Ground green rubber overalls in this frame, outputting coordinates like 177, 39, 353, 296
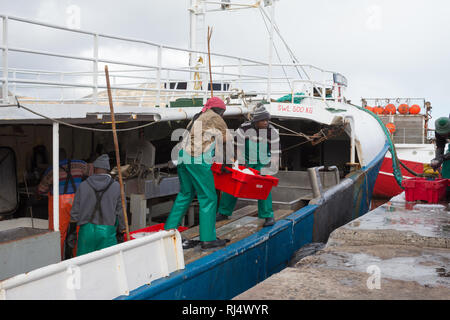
442, 145, 450, 198
164, 146, 218, 242
76, 179, 118, 256
218, 136, 274, 219
442, 145, 450, 179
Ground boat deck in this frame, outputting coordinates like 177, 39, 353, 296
181, 205, 294, 264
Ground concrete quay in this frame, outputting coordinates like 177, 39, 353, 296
234, 193, 450, 300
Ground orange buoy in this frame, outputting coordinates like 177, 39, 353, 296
409, 104, 421, 114
365, 106, 373, 112
384, 104, 396, 114
372, 106, 384, 114
386, 122, 396, 134
398, 104, 409, 114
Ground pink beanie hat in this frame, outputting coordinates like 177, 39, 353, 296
201, 97, 226, 113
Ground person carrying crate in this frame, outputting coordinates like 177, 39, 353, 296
217, 103, 280, 227
164, 97, 234, 250
431, 116, 450, 199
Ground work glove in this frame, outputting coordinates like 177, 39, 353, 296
430, 157, 443, 171
64, 222, 78, 260
116, 231, 125, 243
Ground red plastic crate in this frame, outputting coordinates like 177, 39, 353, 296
211, 163, 279, 200
402, 178, 448, 203
124, 223, 188, 241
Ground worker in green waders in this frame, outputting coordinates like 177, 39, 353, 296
164, 97, 233, 250
217, 104, 280, 227
431, 116, 450, 199
68, 154, 126, 256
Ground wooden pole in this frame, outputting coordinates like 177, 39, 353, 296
104, 65, 130, 241
207, 26, 214, 98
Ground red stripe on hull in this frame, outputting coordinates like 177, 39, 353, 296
373, 158, 424, 198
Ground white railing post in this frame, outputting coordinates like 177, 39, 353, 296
52, 122, 59, 233
204, 56, 208, 102
157, 45, 162, 107
322, 71, 326, 101
36, 73, 41, 101
221, 65, 224, 94
165, 69, 170, 107
12, 70, 16, 97
93, 34, 99, 104
238, 58, 242, 92
2, 16, 9, 104
60, 72, 64, 104
112, 75, 116, 102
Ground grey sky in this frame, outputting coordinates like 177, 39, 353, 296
0, 0, 449, 122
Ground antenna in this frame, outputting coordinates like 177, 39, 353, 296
207, 26, 214, 98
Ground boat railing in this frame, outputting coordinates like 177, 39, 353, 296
1, 14, 346, 108
0, 229, 184, 300
291, 79, 345, 103
362, 98, 432, 144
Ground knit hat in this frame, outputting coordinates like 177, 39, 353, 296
435, 117, 450, 135
93, 154, 110, 170
251, 103, 271, 123
201, 97, 226, 113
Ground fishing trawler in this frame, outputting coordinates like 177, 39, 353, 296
0, 1, 390, 299
361, 98, 436, 198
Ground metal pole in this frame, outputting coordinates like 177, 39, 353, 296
23, 172, 34, 228
189, 0, 198, 85
166, 69, 170, 107
93, 34, 99, 104
308, 166, 324, 199
157, 45, 162, 107
59, 72, 64, 103
52, 121, 59, 232
2, 17, 9, 104
267, 3, 274, 101
238, 58, 242, 91
345, 116, 355, 164
207, 26, 213, 98
221, 65, 224, 93
104, 65, 130, 241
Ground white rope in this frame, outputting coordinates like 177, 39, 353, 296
259, 6, 310, 80
13, 98, 159, 132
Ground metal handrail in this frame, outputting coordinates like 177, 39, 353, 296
1, 14, 346, 106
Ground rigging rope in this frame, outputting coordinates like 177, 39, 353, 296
258, 6, 308, 80
13, 98, 159, 132
258, 7, 292, 91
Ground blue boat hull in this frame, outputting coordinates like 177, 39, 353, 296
116, 144, 389, 300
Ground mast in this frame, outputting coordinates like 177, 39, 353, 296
189, 0, 198, 71
267, 0, 275, 102
189, 0, 206, 94
188, 1, 278, 100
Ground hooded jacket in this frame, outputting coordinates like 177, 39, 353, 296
183, 109, 232, 158
70, 174, 125, 231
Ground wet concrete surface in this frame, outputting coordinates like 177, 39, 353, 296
328, 194, 450, 248
234, 193, 450, 300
